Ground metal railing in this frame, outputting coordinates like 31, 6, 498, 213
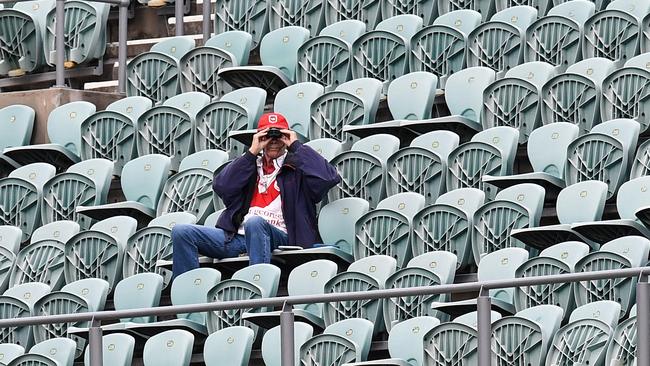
0, 267, 649, 366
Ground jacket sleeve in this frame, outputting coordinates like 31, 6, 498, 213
212, 151, 257, 206
288, 141, 341, 201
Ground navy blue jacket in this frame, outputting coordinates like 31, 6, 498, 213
213, 141, 341, 248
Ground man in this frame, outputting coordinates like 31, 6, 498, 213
171, 112, 341, 277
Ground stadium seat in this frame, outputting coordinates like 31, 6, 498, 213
10, 220, 80, 290
383, 252, 457, 329
582, 0, 650, 63
243, 259, 338, 329
126, 37, 196, 104
296, 20, 367, 90
351, 15, 424, 91
9, 337, 76, 366
0, 105, 35, 175
179, 31, 253, 98
268, 0, 324, 36
412, 188, 486, 269
142, 329, 194, 366
0, 344, 24, 365
354, 192, 426, 267
328, 134, 400, 207
80, 96, 153, 176
0, 282, 50, 348
203, 326, 255, 366
447, 126, 519, 199
3, 101, 96, 171
0, 1, 54, 77
409, 10, 482, 87
565, 118, 640, 199
482, 61, 557, 142
304, 139, 344, 163
63, 216, 137, 291
324, 255, 397, 334
432, 248, 529, 317
108, 272, 164, 325
482, 122, 580, 193
0, 162, 56, 242
472, 183, 545, 261
514, 241, 590, 316
605, 304, 638, 365
214, 0, 268, 48
299, 318, 374, 365
203, 209, 223, 228
511, 180, 608, 250
573, 236, 650, 318
324, 0, 382, 29
541, 57, 617, 133
41, 159, 114, 229
76, 154, 172, 225
262, 322, 314, 366
218, 26, 311, 97
83, 333, 135, 366
546, 300, 621, 365
437, 0, 494, 20
309, 78, 383, 144
383, 0, 438, 25
467, 6, 538, 75
206, 264, 281, 338
0, 226, 21, 293
490, 305, 564, 365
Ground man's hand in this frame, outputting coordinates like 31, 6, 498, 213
249, 129, 270, 155
280, 129, 298, 147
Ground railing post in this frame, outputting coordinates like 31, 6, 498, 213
280, 302, 295, 366
637, 275, 649, 366
477, 288, 492, 366
202, 0, 210, 44
175, 0, 184, 36
54, 0, 66, 87
88, 319, 103, 366
117, 0, 128, 94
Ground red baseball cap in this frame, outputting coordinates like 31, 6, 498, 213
257, 112, 289, 131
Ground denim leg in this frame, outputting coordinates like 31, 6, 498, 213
243, 216, 288, 265
171, 224, 247, 278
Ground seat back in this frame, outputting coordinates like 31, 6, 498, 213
387, 316, 440, 365
318, 197, 370, 256
617, 176, 650, 220
214, 0, 268, 47
83, 333, 135, 366
113, 272, 164, 323
478, 248, 529, 302
288, 260, 338, 317
47, 101, 96, 157
601, 63, 650, 133
268, 0, 323, 35
274, 82, 325, 138
203, 31, 253, 64
556, 180, 608, 224
527, 122, 579, 179
120, 154, 171, 211
0, 105, 34, 150
445, 66, 497, 127
0, 343, 24, 365
170, 268, 221, 324
382, 0, 438, 24
26, 338, 76, 366
260, 26, 311, 82
163, 92, 211, 121
262, 323, 314, 366
143, 330, 194, 366
387, 72, 438, 120
304, 138, 344, 162
106, 96, 153, 122
203, 326, 254, 366
324, 0, 382, 29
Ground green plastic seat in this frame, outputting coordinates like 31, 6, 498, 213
354, 192, 425, 267
297, 20, 366, 90
143, 330, 193, 366
76, 154, 171, 225
546, 300, 621, 365
574, 236, 650, 318
126, 37, 196, 104
203, 209, 223, 228
0, 162, 56, 242
601, 57, 650, 133
179, 31, 252, 99
324, 255, 397, 334
305, 139, 344, 162
41, 158, 114, 230
631, 138, 650, 179
163, 92, 211, 122
0, 226, 21, 293
44, 1, 109, 67
299, 318, 374, 365
0, 105, 35, 149
63, 216, 137, 291
274, 82, 325, 139
525, 0, 596, 69
447, 126, 520, 199
10, 220, 80, 290
605, 304, 638, 365
383, 252, 456, 329
218, 26, 311, 97
316, 197, 370, 261
0, 0, 54, 76
437, 0, 494, 20
541, 57, 617, 133
203, 326, 255, 366
80, 97, 153, 176
269, 0, 324, 35
4, 101, 96, 171
83, 333, 135, 366
0, 344, 24, 365
351, 15, 424, 91
383, 0, 437, 25
412, 188, 485, 269
263, 323, 314, 366
214, 0, 268, 48
511, 180, 608, 250
514, 241, 590, 315
9, 338, 76, 366
409, 10, 482, 87
565, 118, 640, 199
491, 305, 564, 365
328, 134, 400, 207
324, 0, 382, 29
467, 6, 538, 75
0, 282, 50, 348
112, 272, 164, 324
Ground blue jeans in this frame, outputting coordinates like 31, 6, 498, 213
171, 216, 288, 278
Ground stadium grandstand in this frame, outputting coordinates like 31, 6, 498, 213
2, 0, 650, 364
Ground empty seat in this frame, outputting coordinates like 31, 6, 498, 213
525, 0, 596, 69
0, 282, 50, 348
605, 304, 638, 365
106, 272, 164, 326
214, 0, 268, 48
80, 96, 153, 176
383, 0, 437, 24
0, 344, 24, 365
0, 105, 35, 175
437, 0, 494, 20
142, 330, 194, 366
324, 0, 382, 29
0, 226, 21, 293
269, 0, 324, 35
541, 57, 617, 133
126, 37, 196, 104
410, 10, 483, 87
262, 323, 314, 366
305, 139, 344, 162
299, 318, 374, 365
467, 6, 539, 75
83, 333, 135, 366
203, 326, 255, 366
10, 338, 76, 366
179, 31, 253, 98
